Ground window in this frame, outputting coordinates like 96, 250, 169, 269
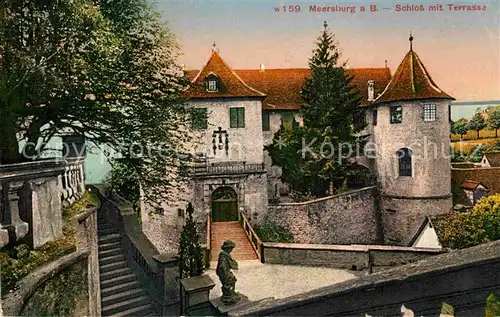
207, 80, 217, 92
230, 107, 245, 128
191, 108, 208, 129
262, 112, 270, 131
397, 148, 412, 177
423, 104, 437, 122
390, 106, 402, 124
353, 110, 367, 130
373, 109, 378, 126
205, 73, 219, 92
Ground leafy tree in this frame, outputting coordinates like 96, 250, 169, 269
265, 21, 364, 197
1, 0, 195, 209
452, 118, 469, 140
468, 112, 486, 139
104, 158, 141, 214
442, 194, 500, 249
178, 203, 204, 279
487, 109, 500, 138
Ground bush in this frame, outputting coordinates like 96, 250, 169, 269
178, 203, 204, 279
255, 220, 294, 243
441, 194, 500, 249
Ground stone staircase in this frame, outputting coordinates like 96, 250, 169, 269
211, 221, 258, 261
98, 216, 156, 316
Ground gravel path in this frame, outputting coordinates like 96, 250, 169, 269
206, 260, 359, 301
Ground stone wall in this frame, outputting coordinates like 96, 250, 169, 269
262, 243, 442, 271
380, 196, 453, 246
2, 205, 101, 317
19, 255, 89, 317
265, 187, 382, 245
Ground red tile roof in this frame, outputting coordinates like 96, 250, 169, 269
185, 64, 391, 110
460, 180, 488, 191
373, 49, 454, 104
184, 51, 266, 99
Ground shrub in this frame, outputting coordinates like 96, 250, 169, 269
441, 194, 500, 249
178, 203, 204, 279
255, 220, 294, 243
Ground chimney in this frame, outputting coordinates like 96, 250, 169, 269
368, 80, 375, 102
260, 64, 265, 71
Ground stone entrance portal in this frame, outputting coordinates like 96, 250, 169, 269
211, 187, 238, 222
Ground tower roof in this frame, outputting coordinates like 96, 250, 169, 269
185, 50, 266, 99
373, 47, 454, 105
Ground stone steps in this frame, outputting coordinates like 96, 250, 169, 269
98, 215, 155, 316
210, 221, 258, 260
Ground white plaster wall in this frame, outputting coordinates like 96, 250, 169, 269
412, 223, 442, 249
189, 99, 264, 164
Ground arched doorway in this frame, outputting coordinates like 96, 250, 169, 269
211, 186, 238, 222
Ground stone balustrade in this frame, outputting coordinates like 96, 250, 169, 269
60, 156, 86, 206
0, 159, 66, 248
0, 157, 86, 248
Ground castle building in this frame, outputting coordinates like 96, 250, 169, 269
140, 38, 453, 253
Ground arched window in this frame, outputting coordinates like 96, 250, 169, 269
397, 148, 412, 177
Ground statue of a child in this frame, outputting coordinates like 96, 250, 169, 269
216, 240, 241, 305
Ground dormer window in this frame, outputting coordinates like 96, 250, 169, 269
205, 72, 219, 92
208, 80, 217, 91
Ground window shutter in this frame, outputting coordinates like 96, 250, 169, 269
230, 108, 237, 128
238, 108, 245, 127
200, 108, 208, 129
262, 112, 270, 131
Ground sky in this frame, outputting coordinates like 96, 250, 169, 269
152, 0, 499, 102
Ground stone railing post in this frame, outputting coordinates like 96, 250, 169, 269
180, 274, 215, 315
153, 253, 181, 315
0, 181, 29, 247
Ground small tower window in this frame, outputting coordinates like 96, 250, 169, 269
423, 104, 437, 122
390, 106, 403, 124
397, 148, 412, 177
373, 109, 378, 126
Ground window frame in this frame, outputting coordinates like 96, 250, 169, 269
230, 107, 245, 128
390, 106, 403, 124
397, 148, 412, 177
422, 103, 437, 122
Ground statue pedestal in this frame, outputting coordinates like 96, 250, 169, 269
210, 293, 251, 314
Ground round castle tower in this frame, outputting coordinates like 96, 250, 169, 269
370, 36, 454, 245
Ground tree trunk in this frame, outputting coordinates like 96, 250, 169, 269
477, 130, 480, 139
0, 116, 21, 164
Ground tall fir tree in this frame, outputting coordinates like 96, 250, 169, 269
266, 21, 365, 197
178, 203, 204, 279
